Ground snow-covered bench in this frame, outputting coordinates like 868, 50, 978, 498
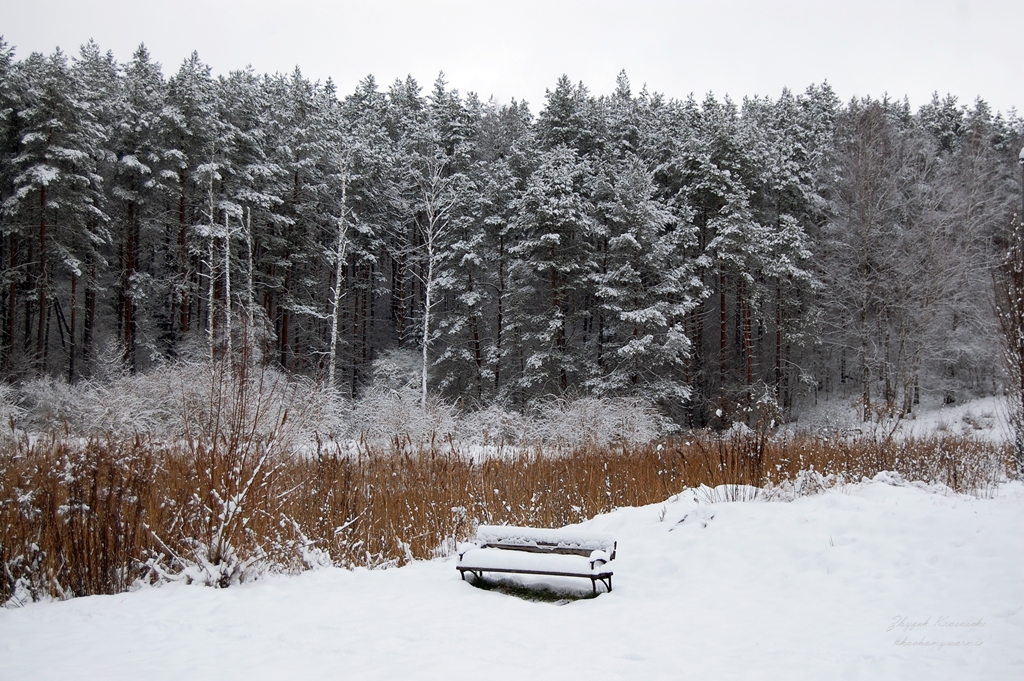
457, 525, 616, 594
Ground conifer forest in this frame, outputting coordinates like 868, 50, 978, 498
1, 38, 1021, 427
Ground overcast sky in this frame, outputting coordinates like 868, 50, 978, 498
2, 0, 1021, 114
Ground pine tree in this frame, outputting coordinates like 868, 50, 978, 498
216, 66, 286, 353
286, 72, 345, 370
106, 44, 173, 371
434, 97, 532, 400
739, 89, 824, 411
510, 144, 596, 397
164, 52, 220, 354
0, 37, 26, 372
537, 75, 603, 156
588, 153, 700, 404
3, 49, 108, 375
337, 75, 392, 395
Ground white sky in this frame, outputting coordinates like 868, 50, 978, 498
2, 0, 1021, 114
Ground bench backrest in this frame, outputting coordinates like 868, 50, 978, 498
475, 525, 617, 559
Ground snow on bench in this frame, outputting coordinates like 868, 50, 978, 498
457, 525, 616, 594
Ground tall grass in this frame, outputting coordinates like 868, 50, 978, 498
1, 424, 1011, 605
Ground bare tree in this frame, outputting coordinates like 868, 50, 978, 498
415, 152, 460, 407
996, 149, 1024, 478
203, 169, 218, 362
327, 159, 351, 387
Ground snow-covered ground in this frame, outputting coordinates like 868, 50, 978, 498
2, 476, 1021, 680
895, 395, 1012, 442
789, 394, 1014, 443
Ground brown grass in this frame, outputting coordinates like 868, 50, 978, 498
1, 425, 1012, 605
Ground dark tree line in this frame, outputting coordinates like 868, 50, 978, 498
0, 38, 1020, 425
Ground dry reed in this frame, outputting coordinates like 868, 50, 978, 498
1, 425, 1011, 605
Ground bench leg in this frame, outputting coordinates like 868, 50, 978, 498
458, 569, 483, 583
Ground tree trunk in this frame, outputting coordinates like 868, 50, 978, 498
719, 270, 727, 398
35, 186, 47, 374
279, 289, 289, 370
741, 280, 754, 389
179, 183, 190, 335
494, 233, 505, 393
245, 207, 255, 328
223, 213, 232, 363
207, 234, 216, 361
123, 200, 137, 371
69, 274, 77, 382
468, 270, 483, 399
350, 265, 359, 395
328, 173, 349, 387
206, 178, 217, 361
861, 351, 871, 422
549, 245, 567, 394
775, 279, 782, 391
421, 252, 432, 408
4, 232, 17, 372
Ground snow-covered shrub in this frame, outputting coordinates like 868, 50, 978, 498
370, 348, 422, 392
346, 393, 672, 449
15, 361, 349, 446
763, 469, 842, 501
349, 386, 458, 446
458, 402, 531, 447
523, 395, 676, 447
13, 357, 675, 451
0, 383, 25, 439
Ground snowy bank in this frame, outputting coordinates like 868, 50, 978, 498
1, 478, 1021, 680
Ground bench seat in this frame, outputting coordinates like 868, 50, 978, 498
457, 525, 616, 594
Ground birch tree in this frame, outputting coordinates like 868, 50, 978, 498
998, 153, 1024, 477
414, 151, 460, 407
326, 158, 350, 387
